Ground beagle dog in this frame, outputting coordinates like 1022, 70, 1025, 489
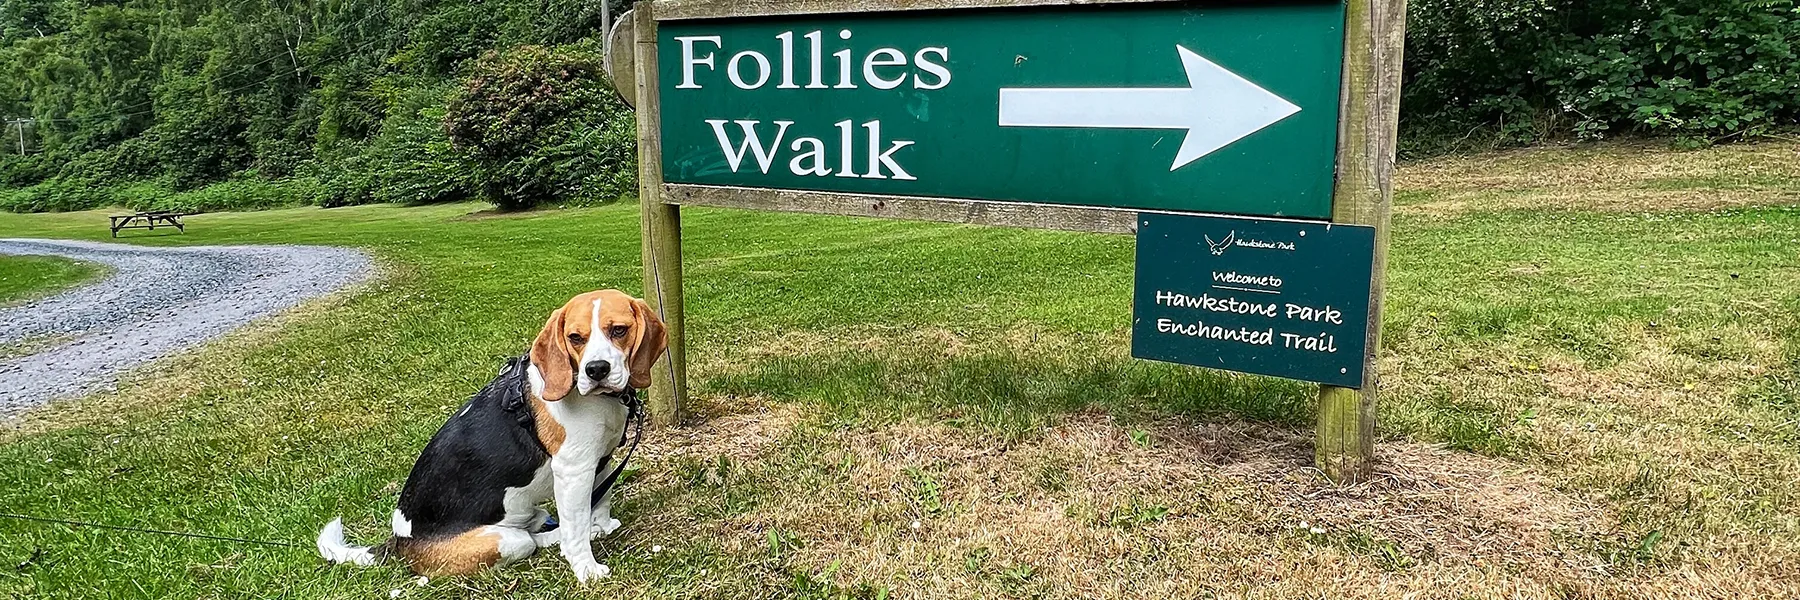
317, 290, 667, 582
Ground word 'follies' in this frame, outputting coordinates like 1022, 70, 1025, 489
673, 30, 947, 180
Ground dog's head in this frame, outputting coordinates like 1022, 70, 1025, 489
529, 290, 668, 401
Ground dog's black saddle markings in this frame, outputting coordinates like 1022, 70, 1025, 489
395, 355, 643, 538
393, 355, 548, 540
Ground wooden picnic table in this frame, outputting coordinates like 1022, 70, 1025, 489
109, 211, 194, 238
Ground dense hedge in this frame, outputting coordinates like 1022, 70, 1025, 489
2, 0, 1797, 212
0, 0, 637, 213
1404, 0, 1800, 154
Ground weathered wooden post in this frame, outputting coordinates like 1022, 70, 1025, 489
631, 6, 689, 427
1315, 0, 1406, 483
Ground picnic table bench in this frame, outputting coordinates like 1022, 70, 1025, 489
109, 211, 194, 238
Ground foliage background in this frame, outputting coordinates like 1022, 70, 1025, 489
0, 0, 637, 212
0, 0, 1796, 212
1402, 0, 1800, 155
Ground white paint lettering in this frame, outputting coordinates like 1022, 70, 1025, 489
728, 50, 772, 89
833, 30, 856, 89
788, 137, 831, 176
863, 48, 907, 90
676, 36, 722, 89
1153, 290, 1279, 317
775, 31, 799, 89
1280, 332, 1340, 353
804, 30, 827, 89
862, 120, 916, 180
914, 47, 951, 89
706, 119, 792, 174
1155, 318, 1275, 346
834, 119, 860, 178
1284, 303, 1343, 325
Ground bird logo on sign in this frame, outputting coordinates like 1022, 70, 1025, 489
1205, 231, 1236, 256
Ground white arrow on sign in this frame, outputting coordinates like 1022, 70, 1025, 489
998, 45, 1301, 171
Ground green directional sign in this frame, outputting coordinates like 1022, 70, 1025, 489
658, 1, 1346, 219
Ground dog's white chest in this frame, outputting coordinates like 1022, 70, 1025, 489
544, 394, 629, 464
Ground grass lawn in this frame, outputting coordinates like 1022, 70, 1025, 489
0, 140, 1797, 599
0, 254, 104, 306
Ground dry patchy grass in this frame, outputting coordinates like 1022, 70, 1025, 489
1380, 322, 1800, 596
629, 308, 1800, 599
1399, 140, 1800, 216
632, 403, 1629, 599
707, 255, 1800, 594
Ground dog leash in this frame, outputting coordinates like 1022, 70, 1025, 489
590, 386, 645, 509
0, 512, 303, 549
6, 361, 641, 552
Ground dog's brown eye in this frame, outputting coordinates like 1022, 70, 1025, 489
608, 325, 629, 339
567, 333, 586, 345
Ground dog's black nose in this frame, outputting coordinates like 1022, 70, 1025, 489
584, 360, 611, 381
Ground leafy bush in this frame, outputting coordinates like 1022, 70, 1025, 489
0, 154, 55, 188
150, 177, 318, 212
445, 44, 636, 210
2, 1, 648, 214
0, 173, 316, 213
0, 178, 110, 212
1404, 0, 1800, 153
148, 74, 252, 190
0, 182, 56, 213
53, 139, 161, 185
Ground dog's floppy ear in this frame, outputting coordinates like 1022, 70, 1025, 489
530, 308, 574, 401
628, 298, 668, 390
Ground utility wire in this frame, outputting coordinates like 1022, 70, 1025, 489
212, 30, 398, 100
198, 0, 403, 96
31, 0, 402, 124
1, 513, 304, 549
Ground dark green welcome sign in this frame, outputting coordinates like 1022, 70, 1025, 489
1132, 212, 1375, 387
658, 2, 1346, 219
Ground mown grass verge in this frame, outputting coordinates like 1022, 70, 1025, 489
0, 141, 1796, 598
0, 254, 104, 306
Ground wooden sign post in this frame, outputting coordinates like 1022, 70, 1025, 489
1317, 0, 1404, 482
611, 0, 1404, 482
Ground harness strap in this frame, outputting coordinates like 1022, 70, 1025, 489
496, 355, 550, 456
591, 387, 644, 508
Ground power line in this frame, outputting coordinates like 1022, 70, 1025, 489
1, 513, 303, 549
31, 0, 402, 124
197, 0, 396, 94
214, 29, 400, 99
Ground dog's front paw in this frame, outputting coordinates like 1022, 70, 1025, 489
570, 559, 612, 583
591, 517, 622, 539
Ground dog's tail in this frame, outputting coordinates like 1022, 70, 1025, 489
316, 518, 380, 566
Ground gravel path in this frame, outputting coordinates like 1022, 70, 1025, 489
0, 239, 372, 417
